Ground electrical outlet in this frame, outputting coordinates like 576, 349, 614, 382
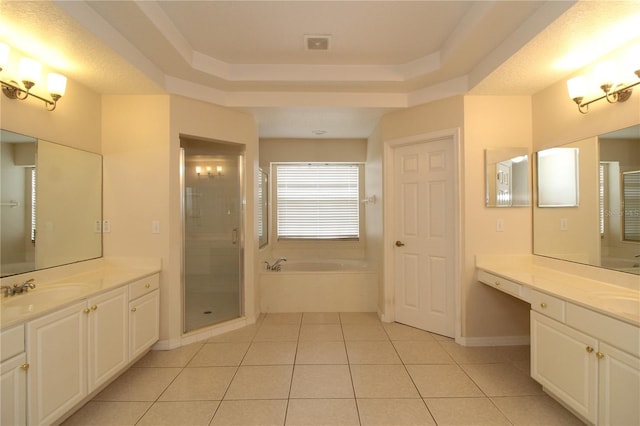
95, 220, 102, 233
152, 220, 161, 234
496, 218, 504, 232
102, 220, 111, 233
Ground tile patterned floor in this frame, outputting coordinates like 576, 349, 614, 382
63, 313, 585, 425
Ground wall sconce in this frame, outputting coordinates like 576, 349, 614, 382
567, 47, 640, 114
0, 43, 67, 111
195, 165, 223, 178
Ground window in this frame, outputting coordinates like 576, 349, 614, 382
30, 167, 36, 243
623, 170, 640, 242
275, 163, 360, 240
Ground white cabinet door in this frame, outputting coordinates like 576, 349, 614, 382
87, 286, 128, 392
129, 290, 159, 360
531, 311, 598, 423
1, 353, 27, 426
27, 301, 87, 426
598, 342, 640, 426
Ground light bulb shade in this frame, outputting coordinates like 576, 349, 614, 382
195, 166, 202, 174
216, 166, 223, 174
0, 43, 9, 69
567, 76, 587, 100
47, 73, 67, 97
627, 44, 640, 77
19, 57, 41, 85
594, 60, 617, 88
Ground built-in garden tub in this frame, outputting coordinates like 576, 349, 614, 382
259, 259, 378, 312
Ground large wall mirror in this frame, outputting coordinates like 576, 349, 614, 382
1, 129, 102, 277
533, 124, 640, 275
485, 148, 530, 207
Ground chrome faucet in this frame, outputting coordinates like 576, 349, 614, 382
264, 257, 287, 271
1, 278, 36, 297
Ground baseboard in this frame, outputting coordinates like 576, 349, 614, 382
455, 335, 530, 347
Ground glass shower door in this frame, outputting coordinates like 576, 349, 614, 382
181, 140, 243, 333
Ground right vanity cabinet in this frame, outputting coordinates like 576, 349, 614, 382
530, 293, 640, 426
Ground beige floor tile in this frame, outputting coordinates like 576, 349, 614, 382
302, 312, 341, 324
439, 341, 513, 364
188, 342, 249, 366
211, 400, 288, 426
425, 397, 511, 426
136, 401, 219, 426
95, 367, 181, 401
345, 340, 401, 364
392, 340, 455, 364
254, 324, 300, 341
406, 364, 483, 398
158, 367, 236, 401
225, 365, 293, 400
286, 399, 360, 426
340, 312, 380, 325
382, 322, 436, 341
295, 340, 348, 364
342, 324, 389, 341
262, 312, 303, 325
350, 365, 419, 398
207, 325, 258, 343
299, 324, 344, 341
61, 401, 151, 426
491, 395, 585, 425
357, 398, 436, 426
134, 343, 203, 367
242, 341, 297, 365
461, 363, 544, 396
290, 364, 354, 398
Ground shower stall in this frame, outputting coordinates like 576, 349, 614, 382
180, 137, 244, 333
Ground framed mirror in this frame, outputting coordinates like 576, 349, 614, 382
1, 130, 102, 277
485, 148, 530, 207
533, 125, 640, 275
258, 168, 268, 248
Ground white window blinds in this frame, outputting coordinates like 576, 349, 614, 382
276, 164, 359, 239
623, 171, 640, 242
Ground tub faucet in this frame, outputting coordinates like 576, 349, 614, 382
265, 257, 287, 271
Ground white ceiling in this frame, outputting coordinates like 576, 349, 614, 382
1, 1, 639, 139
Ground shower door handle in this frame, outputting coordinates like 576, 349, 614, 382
232, 228, 238, 245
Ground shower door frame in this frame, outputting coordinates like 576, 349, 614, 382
180, 144, 245, 334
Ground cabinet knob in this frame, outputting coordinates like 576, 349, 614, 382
83, 308, 91, 314
596, 352, 604, 359
586, 346, 594, 353
145, 283, 150, 288
540, 303, 547, 309
131, 307, 137, 312
21, 363, 29, 371
495, 281, 500, 286
91, 304, 98, 311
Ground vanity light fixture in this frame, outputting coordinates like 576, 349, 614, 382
195, 165, 223, 178
0, 43, 67, 111
567, 47, 640, 114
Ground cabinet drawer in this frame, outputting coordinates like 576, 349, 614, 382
477, 270, 522, 298
129, 274, 159, 300
530, 289, 566, 322
1, 325, 24, 362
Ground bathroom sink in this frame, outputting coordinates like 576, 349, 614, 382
1, 284, 90, 307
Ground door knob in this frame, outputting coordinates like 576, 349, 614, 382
395, 241, 405, 247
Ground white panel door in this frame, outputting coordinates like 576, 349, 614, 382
393, 137, 456, 337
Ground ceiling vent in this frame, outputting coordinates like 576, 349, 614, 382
305, 35, 331, 51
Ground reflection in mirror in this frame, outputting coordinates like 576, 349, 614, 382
537, 147, 579, 207
258, 168, 268, 248
533, 125, 640, 275
485, 148, 529, 207
0, 130, 102, 277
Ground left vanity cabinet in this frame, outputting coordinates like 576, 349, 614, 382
1, 325, 27, 426
26, 286, 128, 426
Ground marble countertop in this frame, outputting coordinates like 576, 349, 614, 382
1, 258, 161, 331
476, 255, 639, 327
